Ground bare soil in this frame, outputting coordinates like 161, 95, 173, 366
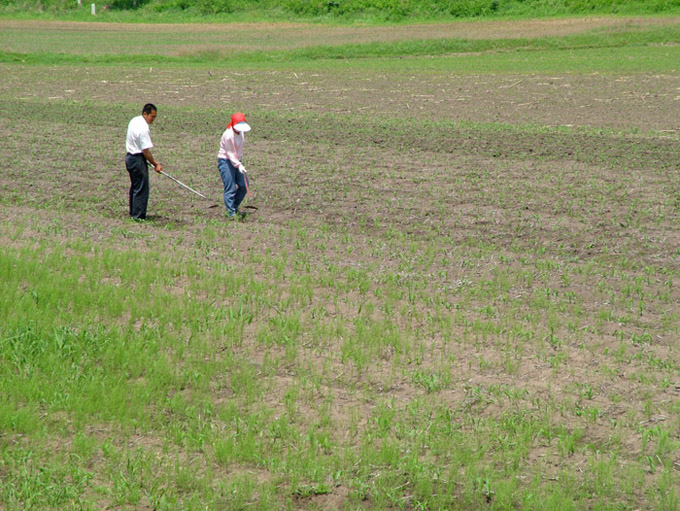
4, 64, 679, 131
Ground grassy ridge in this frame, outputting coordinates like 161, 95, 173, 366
2, 0, 680, 21
2, 24, 680, 72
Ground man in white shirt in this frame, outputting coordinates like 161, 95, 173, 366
125, 104, 162, 220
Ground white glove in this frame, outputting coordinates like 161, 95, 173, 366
238, 165, 247, 174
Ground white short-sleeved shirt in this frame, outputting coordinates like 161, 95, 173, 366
126, 115, 153, 155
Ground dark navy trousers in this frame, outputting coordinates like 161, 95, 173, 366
125, 152, 149, 219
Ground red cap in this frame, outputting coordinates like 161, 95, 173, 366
230, 112, 246, 127
228, 112, 250, 132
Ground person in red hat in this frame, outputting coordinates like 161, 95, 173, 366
217, 112, 251, 218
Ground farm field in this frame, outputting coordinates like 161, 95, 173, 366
1, 16, 680, 511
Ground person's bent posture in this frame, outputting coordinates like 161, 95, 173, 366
217, 112, 251, 218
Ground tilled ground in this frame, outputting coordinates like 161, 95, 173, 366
3, 64, 680, 130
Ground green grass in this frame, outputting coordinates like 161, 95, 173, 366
2, 24, 680, 75
2, 0, 680, 22
3, 106, 680, 508
1, 42, 679, 75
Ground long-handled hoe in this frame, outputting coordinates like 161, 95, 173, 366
154, 168, 218, 209
159, 170, 209, 200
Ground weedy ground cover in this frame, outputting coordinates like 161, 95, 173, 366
1, 0, 680, 22
1, 16, 680, 511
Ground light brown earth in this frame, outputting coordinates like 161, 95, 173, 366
1, 16, 679, 53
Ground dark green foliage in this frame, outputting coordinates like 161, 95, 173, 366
196, 0, 234, 14
3, 0, 680, 17
150, 0, 236, 13
109, 0, 151, 9
153, 0, 680, 17
280, 0, 499, 19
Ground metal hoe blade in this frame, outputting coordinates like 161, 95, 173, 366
159, 170, 208, 200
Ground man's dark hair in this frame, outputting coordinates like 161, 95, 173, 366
142, 103, 157, 115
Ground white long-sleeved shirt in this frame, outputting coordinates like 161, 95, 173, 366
218, 127, 245, 169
